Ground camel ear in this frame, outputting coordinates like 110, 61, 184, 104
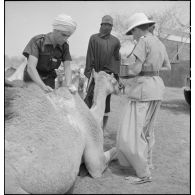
92, 69, 97, 79
110, 73, 116, 84
111, 77, 117, 84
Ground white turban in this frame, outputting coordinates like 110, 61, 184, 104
52, 14, 77, 35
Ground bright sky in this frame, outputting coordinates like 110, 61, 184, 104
5, 1, 190, 58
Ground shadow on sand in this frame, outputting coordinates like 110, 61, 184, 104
107, 160, 136, 177
161, 99, 190, 115
104, 131, 137, 178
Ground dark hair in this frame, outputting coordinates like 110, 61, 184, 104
148, 24, 155, 33
136, 23, 154, 31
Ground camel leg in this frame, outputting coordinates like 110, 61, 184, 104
84, 146, 107, 178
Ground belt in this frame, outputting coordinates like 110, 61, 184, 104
39, 71, 57, 80
104, 71, 119, 81
139, 71, 159, 76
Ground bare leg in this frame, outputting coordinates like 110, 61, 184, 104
103, 115, 108, 131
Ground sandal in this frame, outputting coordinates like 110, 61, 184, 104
125, 176, 152, 184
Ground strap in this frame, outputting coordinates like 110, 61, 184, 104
85, 69, 94, 93
35, 35, 45, 53
139, 71, 159, 76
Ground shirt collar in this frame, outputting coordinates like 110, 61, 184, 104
44, 33, 53, 45
98, 32, 111, 39
44, 32, 63, 50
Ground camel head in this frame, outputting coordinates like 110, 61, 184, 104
92, 70, 119, 96
71, 68, 81, 90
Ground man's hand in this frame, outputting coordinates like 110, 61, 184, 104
41, 84, 53, 93
118, 81, 125, 90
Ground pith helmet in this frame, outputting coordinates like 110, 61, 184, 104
126, 13, 155, 35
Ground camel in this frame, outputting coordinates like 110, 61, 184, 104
72, 69, 119, 126
5, 71, 119, 194
90, 70, 119, 126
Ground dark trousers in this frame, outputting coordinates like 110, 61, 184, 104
84, 78, 111, 113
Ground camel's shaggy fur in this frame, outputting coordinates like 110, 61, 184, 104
91, 71, 119, 126
5, 71, 118, 194
5, 85, 84, 193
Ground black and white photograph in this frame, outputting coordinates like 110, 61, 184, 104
4, 1, 190, 194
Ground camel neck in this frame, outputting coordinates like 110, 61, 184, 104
90, 92, 107, 126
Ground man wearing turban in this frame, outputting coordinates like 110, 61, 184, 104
23, 14, 77, 93
84, 15, 121, 131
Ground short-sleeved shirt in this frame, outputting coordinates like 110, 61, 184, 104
23, 32, 72, 77
84, 33, 121, 79
126, 33, 170, 101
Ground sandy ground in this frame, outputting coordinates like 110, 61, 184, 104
73, 87, 190, 194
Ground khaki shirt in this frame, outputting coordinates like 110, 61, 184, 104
126, 33, 170, 101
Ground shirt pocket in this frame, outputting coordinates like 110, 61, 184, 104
141, 77, 165, 100
126, 78, 143, 100
37, 52, 52, 72
50, 57, 62, 70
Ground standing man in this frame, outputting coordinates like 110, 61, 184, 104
84, 15, 121, 131
23, 14, 77, 93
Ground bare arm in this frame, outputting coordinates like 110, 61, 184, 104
160, 66, 171, 71
27, 55, 53, 92
63, 61, 72, 86
161, 63, 171, 71
161, 59, 171, 71
161, 49, 171, 71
